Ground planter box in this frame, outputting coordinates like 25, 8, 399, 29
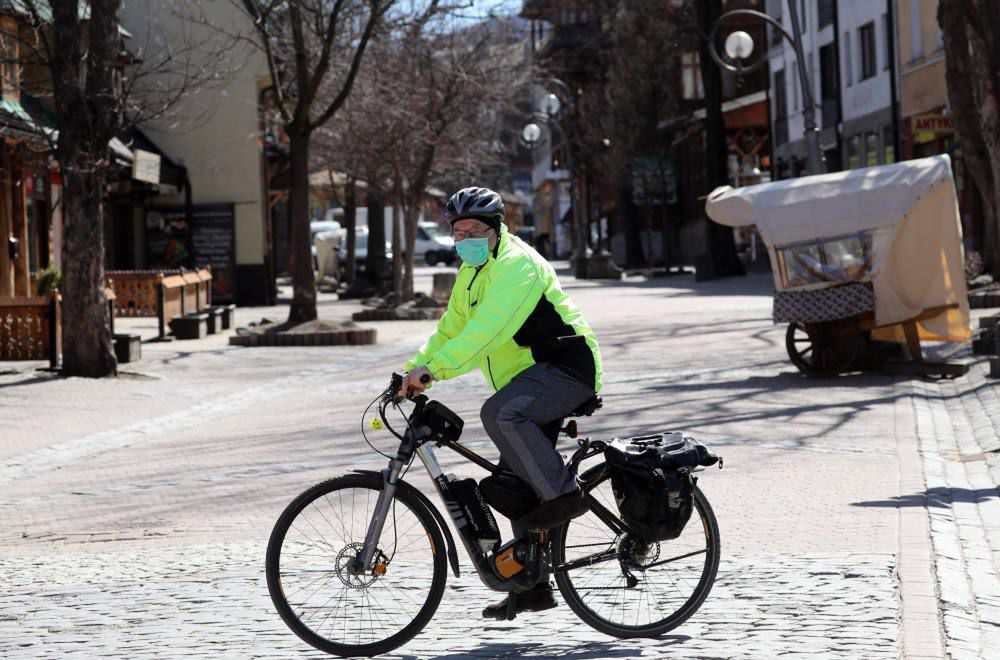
113, 333, 142, 363
170, 313, 209, 340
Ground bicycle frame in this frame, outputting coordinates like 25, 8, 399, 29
352, 390, 631, 593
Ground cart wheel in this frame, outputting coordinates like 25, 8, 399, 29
786, 321, 862, 377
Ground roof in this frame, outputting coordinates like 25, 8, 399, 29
0, 94, 48, 143
705, 155, 954, 246
0, 1, 132, 37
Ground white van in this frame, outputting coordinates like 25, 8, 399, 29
323, 209, 455, 265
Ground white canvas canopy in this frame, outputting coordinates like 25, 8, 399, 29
706, 155, 970, 342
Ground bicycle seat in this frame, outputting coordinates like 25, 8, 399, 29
569, 395, 602, 417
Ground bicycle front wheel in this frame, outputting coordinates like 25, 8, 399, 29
266, 474, 447, 657
553, 464, 720, 638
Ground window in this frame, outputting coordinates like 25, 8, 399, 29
883, 14, 891, 70
910, 0, 924, 60
820, 44, 838, 102
808, 53, 815, 104
866, 131, 878, 166
800, 0, 807, 32
859, 22, 877, 80
681, 52, 703, 100
844, 31, 853, 86
882, 125, 895, 164
770, 0, 783, 47
776, 231, 875, 289
792, 62, 799, 110
818, 0, 834, 28
774, 69, 787, 119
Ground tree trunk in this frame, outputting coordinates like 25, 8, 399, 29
697, 0, 745, 279
621, 175, 644, 268
391, 178, 403, 299
402, 201, 420, 302
939, 0, 1000, 273
641, 202, 655, 272
49, 0, 120, 377
287, 128, 317, 323
60, 163, 117, 377
344, 179, 357, 286
366, 188, 387, 292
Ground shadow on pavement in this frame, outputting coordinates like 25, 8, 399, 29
852, 487, 1000, 509
0, 373, 61, 390
423, 636, 689, 659
558, 269, 775, 298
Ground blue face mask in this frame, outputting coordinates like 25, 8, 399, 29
456, 237, 490, 266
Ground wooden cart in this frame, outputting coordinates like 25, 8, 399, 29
707, 155, 971, 378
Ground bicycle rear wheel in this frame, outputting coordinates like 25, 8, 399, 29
266, 474, 447, 657
552, 463, 720, 638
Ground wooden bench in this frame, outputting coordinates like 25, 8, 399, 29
107, 267, 213, 340
0, 293, 60, 367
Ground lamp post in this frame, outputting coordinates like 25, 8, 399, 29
520, 78, 589, 277
707, 1, 824, 175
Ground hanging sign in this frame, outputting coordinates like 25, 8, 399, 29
132, 149, 162, 184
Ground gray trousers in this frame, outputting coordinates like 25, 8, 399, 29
480, 363, 596, 504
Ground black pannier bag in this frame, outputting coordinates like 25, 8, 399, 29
603, 433, 721, 542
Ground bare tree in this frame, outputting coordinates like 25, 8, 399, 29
313, 12, 522, 301
237, 0, 467, 322
5, 1, 235, 377
389, 17, 525, 301
570, 1, 688, 270
939, 0, 1000, 274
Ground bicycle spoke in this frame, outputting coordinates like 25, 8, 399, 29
270, 479, 443, 654
555, 472, 719, 634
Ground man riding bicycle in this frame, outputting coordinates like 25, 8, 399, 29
402, 186, 602, 619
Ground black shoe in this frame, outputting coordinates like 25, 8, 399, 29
482, 582, 557, 620
515, 488, 588, 532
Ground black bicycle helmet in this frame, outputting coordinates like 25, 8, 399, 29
445, 186, 505, 232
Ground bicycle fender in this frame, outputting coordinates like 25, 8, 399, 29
352, 469, 461, 578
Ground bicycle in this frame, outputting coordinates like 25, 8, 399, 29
265, 373, 721, 657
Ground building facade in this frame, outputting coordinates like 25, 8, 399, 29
120, 2, 274, 305
895, 0, 983, 256
767, 0, 898, 176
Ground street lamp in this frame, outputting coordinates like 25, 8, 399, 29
707, 2, 824, 175
521, 78, 589, 276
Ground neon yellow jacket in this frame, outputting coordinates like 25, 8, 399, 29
405, 224, 602, 392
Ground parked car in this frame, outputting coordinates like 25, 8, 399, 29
337, 227, 392, 276
416, 222, 456, 265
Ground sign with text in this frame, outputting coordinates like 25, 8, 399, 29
912, 114, 954, 135
145, 204, 236, 301
132, 149, 162, 184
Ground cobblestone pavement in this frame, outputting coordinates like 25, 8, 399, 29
0, 267, 995, 658
909, 357, 1000, 660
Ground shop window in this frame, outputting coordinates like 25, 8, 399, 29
848, 134, 861, 169
866, 131, 878, 166
882, 125, 895, 164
